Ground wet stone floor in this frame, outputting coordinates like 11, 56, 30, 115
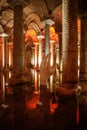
0, 71, 87, 130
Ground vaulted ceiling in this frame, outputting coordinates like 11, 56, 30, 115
0, 0, 87, 40
0, 0, 62, 38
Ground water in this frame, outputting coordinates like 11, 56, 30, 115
0, 70, 87, 130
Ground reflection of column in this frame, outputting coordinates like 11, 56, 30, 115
50, 75, 54, 93
35, 70, 39, 92
2, 74, 6, 104
2, 73, 8, 107
50, 40, 55, 93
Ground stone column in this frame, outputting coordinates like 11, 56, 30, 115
0, 33, 8, 71
79, 16, 87, 81
58, 33, 62, 85
77, 0, 87, 128
45, 23, 50, 56
62, 0, 78, 89
8, 42, 13, 68
2, 37, 6, 69
8, 0, 28, 84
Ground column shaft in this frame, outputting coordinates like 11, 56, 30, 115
62, 0, 78, 89
13, 4, 24, 74
45, 23, 50, 55
79, 16, 87, 81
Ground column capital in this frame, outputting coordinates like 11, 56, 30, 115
7, 0, 29, 7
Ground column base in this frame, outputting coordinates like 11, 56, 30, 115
0, 67, 9, 73
8, 70, 32, 86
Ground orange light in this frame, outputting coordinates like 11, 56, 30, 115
25, 29, 38, 43
50, 26, 55, 34
25, 94, 39, 110
50, 26, 59, 43
50, 99, 58, 114
26, 29, 36, 36
42, 26, 59, 43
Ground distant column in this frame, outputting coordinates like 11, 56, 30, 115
0, 33, 8, 71
45, 23, 50, 56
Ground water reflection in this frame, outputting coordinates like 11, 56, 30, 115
0, 72, 9, 107
0, 70, 86, 130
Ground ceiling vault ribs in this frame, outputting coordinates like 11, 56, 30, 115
0, 0, 63, 36
43, 0, 52, 15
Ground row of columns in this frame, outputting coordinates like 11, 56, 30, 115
5, 0, 87, 129
7, 0, 87, 88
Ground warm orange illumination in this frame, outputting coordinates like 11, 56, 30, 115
25, 93, 39, 110
50, 26, 55, 33
50, 27, 59, 43
34, 42, 39, 45
25, 29, 36, 37
78, 19, 81, 32
34, 44, 38, 68
50, 99, 58, 114
42, 26, 59, 43
35, 70, 39, 91
25, 29, 38, 43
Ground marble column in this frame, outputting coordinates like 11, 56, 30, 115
62, 0, 78, 89
45, 23, 50, 56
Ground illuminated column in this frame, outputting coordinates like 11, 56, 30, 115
0, 33, 8, 70
62, 0, 78, 89
50, 40, 55, 66
8, 42, 13, 68
37, 35, 44, 67
34, 43, 38, 69
45, 19, 55, 56
2, 74, 6, 104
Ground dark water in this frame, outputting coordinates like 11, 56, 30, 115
0, 70, 87, 130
